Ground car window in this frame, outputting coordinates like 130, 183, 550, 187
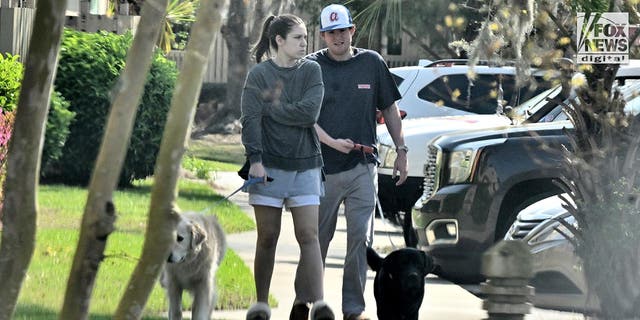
534, 78, 640, 123
553, 109, 569, 121
513, 86, 561, 118
417, 74, 496, 114
417, 74, 550, 115
625, 96, 640, 115
513, 76, 555, 106
616, 79, 640, 115
537, 105, 566, 122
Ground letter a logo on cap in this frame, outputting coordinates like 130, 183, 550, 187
320, 4, 354, 32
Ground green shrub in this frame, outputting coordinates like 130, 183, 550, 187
182, 156, 214, 179
41, 91, 75, 178
51, 29, 177, 186
0, 53, 74, 184
0, 54, 22, 112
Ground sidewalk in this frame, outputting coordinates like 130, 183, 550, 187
209, 171, 583, 320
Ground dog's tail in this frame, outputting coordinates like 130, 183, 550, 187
211, 215, 227, 265
201, 213, 227, 266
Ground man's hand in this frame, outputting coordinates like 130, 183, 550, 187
393, 151, 408, 186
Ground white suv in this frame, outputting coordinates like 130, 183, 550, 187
378, 60, 551, 246
391, 59, 546, 119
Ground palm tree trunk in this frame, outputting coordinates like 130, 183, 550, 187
114, 0, 227, 318
0, 1, 67, 319
58, 0, 169, 319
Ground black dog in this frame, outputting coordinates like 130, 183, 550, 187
366, 247, 435, 320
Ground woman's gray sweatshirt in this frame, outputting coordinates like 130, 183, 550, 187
240, 59, 324, 171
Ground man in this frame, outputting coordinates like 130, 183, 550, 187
292, 4, 408, 320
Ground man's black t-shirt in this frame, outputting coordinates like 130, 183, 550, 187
307, 48, 402, 174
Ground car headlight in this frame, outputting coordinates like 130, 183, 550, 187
378, 143, 396, 168
447, 149, 478, 184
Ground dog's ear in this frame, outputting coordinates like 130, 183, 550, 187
191, 222, 207, 250
420, 251, 436, 275
366, 247, 383, 272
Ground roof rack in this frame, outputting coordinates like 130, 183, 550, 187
424, 59, 518, 68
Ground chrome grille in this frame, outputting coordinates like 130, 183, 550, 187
422, 144, 442, 202
506, 217, 546, 239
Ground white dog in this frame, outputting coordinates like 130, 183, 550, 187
161, 212, 227, 320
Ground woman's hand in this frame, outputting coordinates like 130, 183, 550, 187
331, 138, 355, 154
315, 125, 354, 154
248, 162, 268, 182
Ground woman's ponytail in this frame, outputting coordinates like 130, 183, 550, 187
251, 15, 276, 63
250, 14, 304, 63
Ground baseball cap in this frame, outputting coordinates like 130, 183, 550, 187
319, 4, 354, 32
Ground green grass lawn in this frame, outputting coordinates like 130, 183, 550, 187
6, 156, 263, 319
186, 137, 246, 166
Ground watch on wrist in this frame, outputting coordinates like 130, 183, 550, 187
396, 145, 409, 153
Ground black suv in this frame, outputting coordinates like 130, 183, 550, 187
412, 64, 640, 284
377, 60, 551, 247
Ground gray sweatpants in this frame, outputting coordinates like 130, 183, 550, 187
318, 163, 376, 316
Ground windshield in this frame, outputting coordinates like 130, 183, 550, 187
509, 86, 563, 123
511, 78, 640, 125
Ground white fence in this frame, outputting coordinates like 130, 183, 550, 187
167, 32, 229, 84
0, 7, 34, 60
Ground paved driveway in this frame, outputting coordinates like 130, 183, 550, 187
210, 171, 582, 320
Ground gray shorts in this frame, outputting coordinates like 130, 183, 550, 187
249, 193, 320, 208
246, 166, 324, 208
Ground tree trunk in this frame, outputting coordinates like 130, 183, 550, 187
0, 1, 67, 319
58, 0, 169, 319
269, 0, 293, 15
249, 0, 265, 44
114, 0, 227, 318
204, 0, 248, 133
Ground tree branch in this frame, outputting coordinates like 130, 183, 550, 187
541, 7, 577, 51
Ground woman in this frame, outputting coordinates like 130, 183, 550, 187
240, 14, 334, 320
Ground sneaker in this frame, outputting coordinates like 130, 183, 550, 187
246, 302, 271, 320
342, 313, 371, 320
289, 302, 310, 320
310, 301, 335, 320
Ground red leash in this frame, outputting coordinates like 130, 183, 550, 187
353, 143, 375, 154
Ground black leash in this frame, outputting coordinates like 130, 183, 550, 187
202, 176, 272, 213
